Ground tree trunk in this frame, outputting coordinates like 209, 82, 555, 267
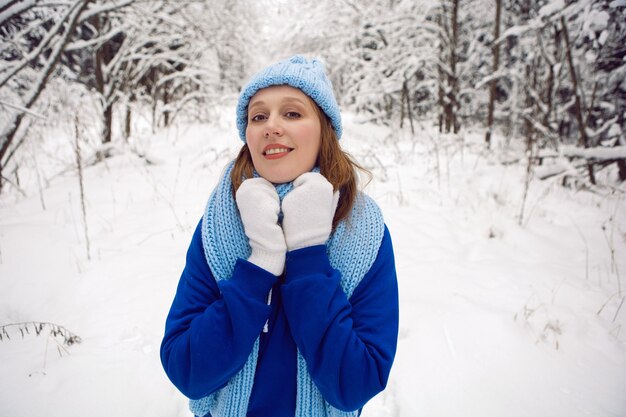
485, 0, 501, 147
618, 112, 626, 181
437, 5, 446, 133
524, 63, 535, 154
124, 101, 132, 141
93, 14, 114, 144
561, 15, 595, 184
400, 80, 415, 134
618, 159, 626, 181
400, 81, 406, 129
544, 24, 561, 136
152, 88, 158, 133
449, 0, 459, 134
163, 88, 170, 128
441, 0, 459, 134
102, 102, 113, 143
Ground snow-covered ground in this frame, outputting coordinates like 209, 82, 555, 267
1, 108, 625, 417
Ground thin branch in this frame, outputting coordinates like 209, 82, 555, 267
0, 99, 47, 120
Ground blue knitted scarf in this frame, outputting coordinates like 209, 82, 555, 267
192, 160, 384, 417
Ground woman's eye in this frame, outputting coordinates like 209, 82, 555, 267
250, 114, 267, 122
285, 111, 301, 119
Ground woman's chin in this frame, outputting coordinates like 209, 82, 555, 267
257, 169, 305, 184
267, 175, 297, 185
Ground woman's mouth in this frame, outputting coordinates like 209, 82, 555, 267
263, 145, 293, 159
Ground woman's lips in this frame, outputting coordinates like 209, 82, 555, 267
263, 145, 293, 159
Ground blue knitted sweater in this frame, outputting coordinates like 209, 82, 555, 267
160, 162, 399, 416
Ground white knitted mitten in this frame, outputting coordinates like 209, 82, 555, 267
282, 172, 340, 251
236, 178, 287, 275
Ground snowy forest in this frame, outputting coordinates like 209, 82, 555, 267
1, 0, 626, 416
2, 0, 625, 184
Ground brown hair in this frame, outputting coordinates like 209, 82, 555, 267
231, 100, 368, 229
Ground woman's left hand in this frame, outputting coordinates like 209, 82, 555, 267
282, 172, 339, 251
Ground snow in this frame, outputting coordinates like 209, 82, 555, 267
1, 108, 625, 417
586, 10, 610, 33
498, 25, 531, 44
0, 0, 37, 25
538, 0, 565, 17
599, 29, 609, 45
559, 145, 626, 160
609, 123, 622, 138
537, 145, 626, 161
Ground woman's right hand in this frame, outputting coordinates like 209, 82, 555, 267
236, 177, 286, 275
281, 172, 339, 251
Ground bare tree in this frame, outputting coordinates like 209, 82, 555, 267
1, 0, 243, 191
0, 0, 133, 191
1, 1, 89, 191
561, 15, 595, 184
485, 0, 501, 147
432, 0, 462, 134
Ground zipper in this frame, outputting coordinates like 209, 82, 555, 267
263, 287, 273, 333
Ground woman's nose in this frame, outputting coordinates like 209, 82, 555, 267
263, 115, 283, 138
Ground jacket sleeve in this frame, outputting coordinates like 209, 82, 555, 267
280, 225, 399, 412
160, 220, 277, 400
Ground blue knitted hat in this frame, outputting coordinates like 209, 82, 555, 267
236, 55, 342, 141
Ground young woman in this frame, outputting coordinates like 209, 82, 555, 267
160, 55, 399, 417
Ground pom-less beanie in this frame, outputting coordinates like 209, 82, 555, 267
236, 55, 342, 141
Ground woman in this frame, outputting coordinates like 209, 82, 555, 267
160, 55, 399, 417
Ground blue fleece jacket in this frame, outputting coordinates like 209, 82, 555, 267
160, 220, 398, 416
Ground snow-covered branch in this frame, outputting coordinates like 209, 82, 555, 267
65, 23, 129, 51
0, 0, 83, 89
535, 146, 626, 180
77, 0, 133, 22
1, 0, 89, 165
0, 0, 67, 26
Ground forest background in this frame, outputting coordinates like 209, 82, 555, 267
2, 0, 626, 179
1, 0, 625, 416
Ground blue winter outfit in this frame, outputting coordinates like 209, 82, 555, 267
160, 56, 399, 417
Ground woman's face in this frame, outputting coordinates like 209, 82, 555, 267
246, 85, 322, 184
